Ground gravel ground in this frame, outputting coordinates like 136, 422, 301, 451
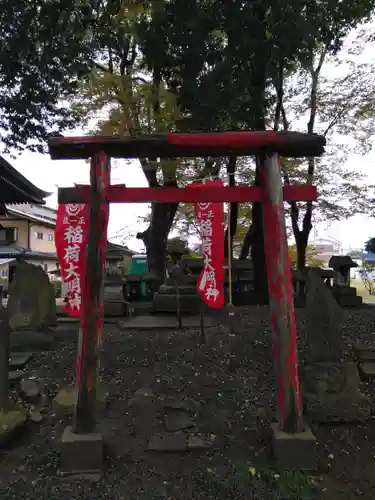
0, 305, 375, 499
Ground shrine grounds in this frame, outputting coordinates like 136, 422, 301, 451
1, 305, 375, 499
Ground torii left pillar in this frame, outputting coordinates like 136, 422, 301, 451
60, 151, 110, 476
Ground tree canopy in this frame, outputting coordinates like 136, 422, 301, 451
0, 0, 93, 152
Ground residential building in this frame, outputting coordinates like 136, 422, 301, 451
0, 203, 58, 278
0, 155, 56, 280
309, 236, 342, 268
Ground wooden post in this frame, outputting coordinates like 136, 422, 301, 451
0, 305, 10, 412
261, 152, 303, 434
72, 151, 110, 434
199, 299, 205, 344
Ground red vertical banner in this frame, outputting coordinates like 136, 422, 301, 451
55, 203, 89, 317
189, 180, 225, 308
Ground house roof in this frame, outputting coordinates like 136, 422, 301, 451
0, 245, 57, 260
107, 241, 135, 256
0, 156, 50, 208
5, 203, 57, 227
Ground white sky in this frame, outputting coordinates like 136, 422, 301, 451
4, 23, 375, 254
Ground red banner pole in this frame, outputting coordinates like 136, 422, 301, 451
261, 153, 303, 433
72, 151, 110, 434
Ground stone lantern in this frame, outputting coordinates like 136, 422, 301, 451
328, 255, 357, 288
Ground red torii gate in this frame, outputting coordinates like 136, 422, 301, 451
49, 131, 325, 442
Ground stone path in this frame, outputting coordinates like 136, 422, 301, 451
118, 315, 217, 330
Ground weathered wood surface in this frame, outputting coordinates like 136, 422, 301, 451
261, 153, 303, 434
73, 152, 110, 434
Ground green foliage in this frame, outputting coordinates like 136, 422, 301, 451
0, 0, 92, 152
288, 244, 323, 269
358, 262, 375, 295
166, 237, 190, 257
365, 237, 375, 254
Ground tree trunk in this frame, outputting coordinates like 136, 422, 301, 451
138, 201, 178, 287
239, 225, 254, 260
224, 156, 238, 260
296, 238, 307, 271
247, 0, 268, 303
251, 155, 268, 304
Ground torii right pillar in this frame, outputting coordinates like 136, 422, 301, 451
261, 152, 317, 470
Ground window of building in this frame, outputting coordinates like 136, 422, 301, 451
47, 232, 54, 241
1, 268, 7, 278
35, 232, 43, 240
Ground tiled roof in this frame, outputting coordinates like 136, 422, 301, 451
5, 203, 57, 227
0, 245, 56, 260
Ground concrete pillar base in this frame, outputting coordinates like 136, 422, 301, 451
59, 426, 103, 475
271, 422, 318, 471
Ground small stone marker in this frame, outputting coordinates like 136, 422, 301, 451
355, 342, 375, 363
20, 379, 40, 403
10, 331, 54, 352
359, 362, 375, 380
8, 370, 26, 384
8, 353, 33, 369
147, 431, 215, 452
7, 261, 56, 331
147, 432, 187, 452
187, 433, 215, 450
0, 409, 27, 446
306, 267, 343, 364
164, 411, 195, 432
128, 388, 155, 407
29, 408, 44, 423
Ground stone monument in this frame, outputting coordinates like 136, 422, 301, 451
7, 261, 57, 331
328, 255, 363, 308
303, 268, 371, 423
152, 239, 202, 315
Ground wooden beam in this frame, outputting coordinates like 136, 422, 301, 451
72, 151, 110, 434
48, 131, 326, 160
261, 153, 303, 433
58, 185, 317, 204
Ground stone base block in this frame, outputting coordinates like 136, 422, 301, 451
359, 362, 375, 380
59, 426, 103, 475
355, 343, 375, 362
152, 293, 202, 313
0, 409, 27, 446
334, 294, 363, 308
271, 423, 317, 471
305, 392, 372, 423
103, 301, 126, 317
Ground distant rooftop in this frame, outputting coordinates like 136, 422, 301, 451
5, 203, 57, 227
0, 156, 50, 209
0, 245, 56, 260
